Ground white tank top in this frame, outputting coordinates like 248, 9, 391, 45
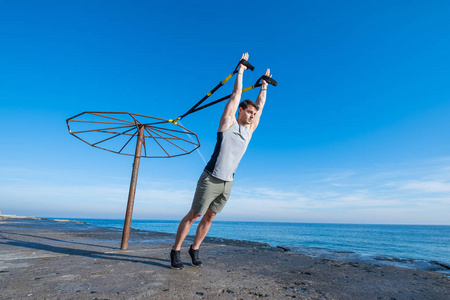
204, 122, 250, 181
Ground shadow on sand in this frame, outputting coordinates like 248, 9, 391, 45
0, 232, 171, 269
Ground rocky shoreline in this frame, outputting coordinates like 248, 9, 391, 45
1, 216, 449, 299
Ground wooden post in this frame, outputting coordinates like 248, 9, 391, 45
121, 125, 145, 250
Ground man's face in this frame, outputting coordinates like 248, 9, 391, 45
238, 106, 258, 125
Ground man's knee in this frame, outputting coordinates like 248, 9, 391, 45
185, 209, 201, 222
202, 208, 216, 223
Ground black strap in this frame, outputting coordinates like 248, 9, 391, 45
184, 75, 278, 116
186, 93, 234, 115
255, 75, 278, 87
179, 81, 223, 119
174, 60, 276, 122
178, 59, 254, 120
237, 59, 255, 71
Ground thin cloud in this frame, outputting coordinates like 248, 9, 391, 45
1, 156, 449, 224
399, 180, 450, 193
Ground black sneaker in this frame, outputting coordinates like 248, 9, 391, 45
188, 245, 203, 267
170, 249, 184, 270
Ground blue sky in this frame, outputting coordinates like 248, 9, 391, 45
1, 0, 449, 224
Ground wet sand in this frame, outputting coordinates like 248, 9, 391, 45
1, 216, 449, 299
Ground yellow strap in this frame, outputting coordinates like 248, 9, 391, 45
221, 73, 233, 85
242, 85, 254, 93
168, 117, 180, 125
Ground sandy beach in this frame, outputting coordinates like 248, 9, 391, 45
1, 215, 449, 300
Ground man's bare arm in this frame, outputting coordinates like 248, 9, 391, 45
249, 68, 271, 133
218, 53, 249, 132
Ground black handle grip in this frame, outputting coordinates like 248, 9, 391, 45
239, 59, 255, 71
261, 75, 278, 86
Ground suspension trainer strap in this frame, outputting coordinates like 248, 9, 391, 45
169, 61, 278, 124
185, 75, 278, 115
172, 59, 255, 123
256, 75, 278, 87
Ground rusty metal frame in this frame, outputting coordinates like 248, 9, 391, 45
66, 111, 200, 158
66, 111, 201, 249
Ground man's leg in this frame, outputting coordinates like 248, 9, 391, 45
186, 208, 216, 267
170, 209, 201, 269
173, 209, 201, 251
192, 208, 216, 250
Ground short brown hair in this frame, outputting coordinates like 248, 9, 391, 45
239, 99, 259, 111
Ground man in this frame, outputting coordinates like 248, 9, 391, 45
170, 53, 271, 269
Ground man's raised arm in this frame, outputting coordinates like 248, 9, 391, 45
218, 53, 249, 132
249, 68, 271, 133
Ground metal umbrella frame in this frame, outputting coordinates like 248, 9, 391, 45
66, 111, 200, 158
66, 111, 200, 249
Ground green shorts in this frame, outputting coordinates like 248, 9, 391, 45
191, 171, 234, 215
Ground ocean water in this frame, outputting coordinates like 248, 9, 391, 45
73, 219, 450, 274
